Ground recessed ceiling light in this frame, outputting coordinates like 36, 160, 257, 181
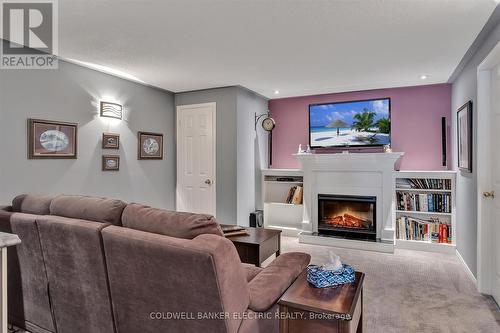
274, 90, 280, 95
420, 75, 428, 80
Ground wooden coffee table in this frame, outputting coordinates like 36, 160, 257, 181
278, 271, 364, 333
225, 227, 281, 267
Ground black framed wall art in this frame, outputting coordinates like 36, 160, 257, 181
457, 101, 472, 172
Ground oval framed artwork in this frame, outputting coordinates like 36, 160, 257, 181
28, 119, 78, 159
102, 155, 120, 171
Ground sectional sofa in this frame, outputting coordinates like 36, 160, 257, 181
0, 194, 310, 333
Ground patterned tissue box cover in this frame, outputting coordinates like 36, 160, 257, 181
307, 264, 356, 288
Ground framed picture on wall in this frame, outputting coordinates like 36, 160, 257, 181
138, 132, 163, 160
457, 101, 472, 172
102, 133, 120, 149
28, 119, 78, 159
102, 155, 120, 171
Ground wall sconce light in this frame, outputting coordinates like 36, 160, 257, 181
100, 101, 123, 119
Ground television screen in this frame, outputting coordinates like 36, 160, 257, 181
309, 98, 390, 148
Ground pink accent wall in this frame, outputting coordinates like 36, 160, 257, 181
269, 84, 452, 170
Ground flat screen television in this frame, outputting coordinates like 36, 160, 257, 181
309, 98, 391, 148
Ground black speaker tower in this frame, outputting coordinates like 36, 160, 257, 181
441, 117, 447, 167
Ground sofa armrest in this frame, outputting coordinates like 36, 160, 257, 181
241, 263, 263, 282
0, 206, 12, 212
247, 252, 310, 312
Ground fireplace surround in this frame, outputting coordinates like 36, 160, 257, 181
318, 194, 376, 240
295, 152, 404, 252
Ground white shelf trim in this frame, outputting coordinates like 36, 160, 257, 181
395, 188, 451, 193
395, 210, 451, 216
395, 239, 455, 246
262, 169, 305, 231
395, 239, 456, 254
264, 202, 303, 206
394, 171, 456, 253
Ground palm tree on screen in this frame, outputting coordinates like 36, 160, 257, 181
376, 118, 390, 134
352, 109, 376, 132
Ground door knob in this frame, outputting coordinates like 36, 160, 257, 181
205, 179, 212, 185
483, 191, 495, 198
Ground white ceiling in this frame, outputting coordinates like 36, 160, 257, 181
58, 0, 498, 98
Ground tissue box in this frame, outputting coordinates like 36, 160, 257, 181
307, 264, 356, 288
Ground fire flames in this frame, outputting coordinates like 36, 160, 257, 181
324, 213, 371, 229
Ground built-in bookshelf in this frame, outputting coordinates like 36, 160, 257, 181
393, 171, 456, 253
262, 169, 304, 236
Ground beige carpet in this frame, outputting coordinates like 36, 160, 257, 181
10, 237, 500, 332
276, 236, 500, 333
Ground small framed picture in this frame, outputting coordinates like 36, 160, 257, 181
102, 155, 120, 171
138, 132, 163, 160
28, 118, 78, 159
102, 133, 120, 149
457, 101, 472, 172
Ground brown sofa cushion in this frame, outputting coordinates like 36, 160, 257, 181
239, 305, 279, 333
12, 194, 53, 215
242, 263, 263, 282
50, 195, 126, 225
248, 252, 311, 312
102, 227, 248, 333
37, 215, 115, 333
121, 203, 223, 239
0, 211, 56, 332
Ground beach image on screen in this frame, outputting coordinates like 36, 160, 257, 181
309, 98, 390, 147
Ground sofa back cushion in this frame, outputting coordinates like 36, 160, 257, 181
50, 195, 126, 225
0, 211, 55, 332
12, 194, 53, 215
102, 227, 248, 333
37, 215, 115, 333
121, 203, 223, 239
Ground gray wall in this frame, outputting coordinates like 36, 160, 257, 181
175, 87, 239, 223
451, 7, 500, 277
0, 46, 176, 208
175, 86, 268, 225
237, 88, 269, 224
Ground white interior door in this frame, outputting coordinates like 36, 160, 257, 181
488, 64, 500, 302
176, 103, 216, 216
477, 41, 500, 300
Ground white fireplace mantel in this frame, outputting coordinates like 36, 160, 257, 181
295, 152, 404, 245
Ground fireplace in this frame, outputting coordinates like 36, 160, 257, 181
318, 194, 376, 240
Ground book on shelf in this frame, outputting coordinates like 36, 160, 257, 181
285, 186, 303, 204
396, 178, 451, 190
396, 216, 452, 243
396, 191, 451, 213
291, 186, 303, 204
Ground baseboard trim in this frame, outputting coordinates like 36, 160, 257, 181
456, 249, 477, 287
298, 232, 394, 253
